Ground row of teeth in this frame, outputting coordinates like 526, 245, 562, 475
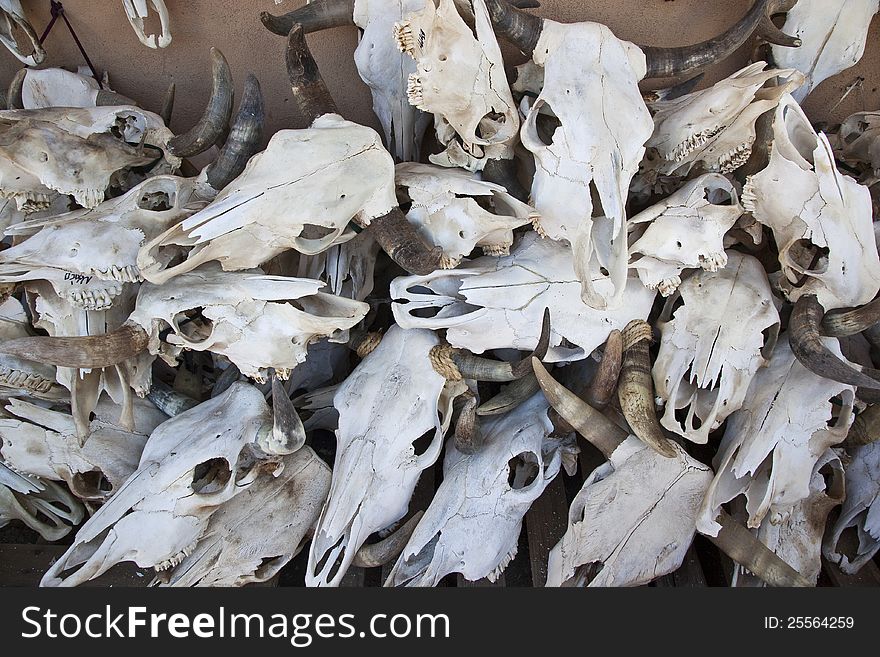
653, 276, 682, 297
439, 253, 461, 269
393, 21, 416, 55
740, 180, 759, 214
481, 243, 512, 257
699, 252, 727, 272
64, 286, 122, 311
668, 125, 725, 162
155, 541, 199, 572
0, 190, 53, 213
0, 368, 54, 393
715, 143, 753, 174
90, 265, 142, 283
406, 74, 425, 109
70, 188, 105, 210
531, 217, 548, 239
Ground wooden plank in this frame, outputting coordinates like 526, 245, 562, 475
0, 544, 151, 587
822, 558, 880, 587
525, 476, 569, 587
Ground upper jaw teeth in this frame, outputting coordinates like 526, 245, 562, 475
64, 284, 123, 310
0, 367, 54, 393
90, 265, 143, 283
668, 125, 725, 162
0, 189, 53, 213
394, 21, 417, 55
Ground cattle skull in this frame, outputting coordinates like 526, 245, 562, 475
0, 461, 84, 541
396, 162, 536, 268
307, 325, 456, 587
653, 251, 780, 444
40, 382, 280, 587
835, 111, 880, 175
628, 174, 745, 296
122, 0, 172, 49
391, 231, 656, 363
386, 392, 562, 586
771, 0, 879, 102
0, 0, 45, 65
742, 94, 880, 310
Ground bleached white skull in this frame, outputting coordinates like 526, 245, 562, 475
391, 231, 656, 363
698, 338, 854, 535
735, 449, 844, 586
354, 0, 431, 162
16, 68, 107, 109
0, 296, 57, 396
395, 0, 518, 163
823, 441, 880, 574
40, 382, 279, 587
644, 62, 804, 177
0, 461, 83, 541
307, 325, 456, 587
129, 264, 369, 382
772, 0, 879, 102
743, 95, 880, 310
0, 395, 166, 500
396, 162, 536, 268
518, 21, 653, 310
0, 176, 210, 311
386, 392, 561, 586
0, 0, 45, 65
653, 252, 780, 445
546, 437, 713, 587
0, 106, 176, 209
157, 446, 332, 587
122, 0, 172, 49
627, 174, 745, 296
835, 111, 880, 175
138, 114, 396, 284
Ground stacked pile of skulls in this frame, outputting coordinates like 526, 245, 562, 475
0, 0, 877, 587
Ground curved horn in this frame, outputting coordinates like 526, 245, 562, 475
286, 22, 339, 124
147, 380, 199, 417
160, 81, 176, 127
789, 295, 880, 390
205, 74, 265, 191
477, 373, 541, 416
481, 157, 529, 203
706, 511, 812, 587
618, 321, 676, 458
167, 48, 235, 157
269, 374, 306, 455
434, 308, 551, 381
366, 207, 443, 276
0, 322, 148, 369
532, 358, 626, 460
352, 511, 424, 569
642, 0, 772, 79
756, 0, 801, 48
453, 391, 483, 454
6, 68, 26, 110
260, 0, 356, 37
484, 0, 544, 57
845, 404, 880, 448
821, 297, 880, 338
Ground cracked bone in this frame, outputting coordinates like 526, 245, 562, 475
40, 382, 280, 587
697, 338, 854, 535
823, 441, 880, 574
653, 252, 780, 445
157, 446, 332, 587
0, 461, 84, 541
138, 114, 397, 284
627, 174, 745, 296
122, 0, 172, 49
396, 162, 537, 268
0, 0, 45, 65
771, 0, 879, 102
306, 325, 457, 587
644, 62, 804, 177
391, 231, 656, 363
385, 392, 562, 586
0, 395, 166, 501
743, 94, 880, 310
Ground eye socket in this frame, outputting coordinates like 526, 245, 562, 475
191, 458, 231, 494
507, 452, 540, 490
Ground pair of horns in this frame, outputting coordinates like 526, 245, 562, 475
486, 0, 798, 79
531, 355, 811, 587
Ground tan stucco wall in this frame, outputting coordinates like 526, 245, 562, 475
2, 1, 878, 143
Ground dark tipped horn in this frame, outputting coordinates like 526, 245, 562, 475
366, 207, 443, 276
756, 0, 801, 48
167, 48, 235, 157
6, 68, 25, 110
286, 22, 339, 124
260, 0, 356, 37
352, 511, 424, 569
0, 322, 148, 369
205, 74, 265, 191
160, 81, 176, 127
477, 373, 541, 416
585, 330, 623, 411
484, 0, 544, 57
270, 374, 306, 454
789, 295, 880, 390
706, 511, 812, 587
618, 321, 677, 458
453, 391, 483, 454
95, 90, 139, 107
821, 297, 880, 338
147, 380, 199, 417
437, 308, 551, 382
642, 0, 772, 79
532, 358, 627, 460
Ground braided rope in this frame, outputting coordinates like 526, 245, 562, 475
429, 345, 463, 381
355, 332, 383, 359
621, 320, 653, 351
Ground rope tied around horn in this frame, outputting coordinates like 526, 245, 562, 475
355, 332, 383, 359
429, 345, 463, 381
621, 320, 653, 351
